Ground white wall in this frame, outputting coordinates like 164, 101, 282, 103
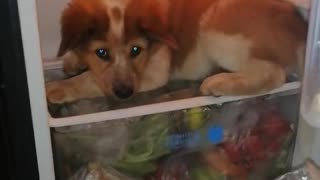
36, 0, 69, 60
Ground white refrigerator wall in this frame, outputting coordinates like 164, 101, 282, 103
36, 0, 69, 60
293, 0, 320, 167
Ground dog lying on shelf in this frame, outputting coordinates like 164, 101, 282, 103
46, 0, 307, 104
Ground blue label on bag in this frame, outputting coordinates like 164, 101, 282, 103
166, 125, 224, 150
166, 132, 194, 150
208, 125, 224, 144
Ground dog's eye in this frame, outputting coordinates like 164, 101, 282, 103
130, 46, 142, 58
96, 49, 110, 61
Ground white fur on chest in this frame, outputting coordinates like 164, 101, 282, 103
171, 37, 215, 81
171, 31, 252, 80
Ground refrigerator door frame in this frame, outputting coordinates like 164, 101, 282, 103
16, 0, 56, 179
0, 0, 42, 179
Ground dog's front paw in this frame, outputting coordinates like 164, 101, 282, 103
200, 73, 243, 96
46, 82, 71, 104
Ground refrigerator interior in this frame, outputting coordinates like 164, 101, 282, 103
15, 0, 320, 179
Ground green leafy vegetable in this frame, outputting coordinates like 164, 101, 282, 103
190, 168, 224, 180
112, 161, 157, 177
112, 113, 172, 176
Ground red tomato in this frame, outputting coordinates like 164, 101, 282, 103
219, 111, 292, 172
242, 136, 267, 161
259, 113, 291, 137
267, 139, 283, 153
221, 143, 242, 163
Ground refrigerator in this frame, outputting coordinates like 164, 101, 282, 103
1, 0, 320, 179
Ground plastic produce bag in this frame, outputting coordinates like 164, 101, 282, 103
275, 161, 320, 180
112, 108, 213, 176
52, 121, 130, 179
112, 113, 173, 176
275, 167, 310, 180
147, 99, 295, 180
69, 162, 136, 180
147, 151, 226, 180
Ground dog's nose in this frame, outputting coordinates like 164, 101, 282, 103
113, 85, 134, 99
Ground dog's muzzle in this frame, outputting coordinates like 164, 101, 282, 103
112, 84, 134, 99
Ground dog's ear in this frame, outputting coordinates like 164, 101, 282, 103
125, 0, 178, 49
57, 0, 109, 57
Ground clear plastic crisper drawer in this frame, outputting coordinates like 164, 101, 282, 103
51, 94, 299, 180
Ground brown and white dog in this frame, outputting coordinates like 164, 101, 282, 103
46, 0, 307, 104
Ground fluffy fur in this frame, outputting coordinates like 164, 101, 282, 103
46, 0, 307, 103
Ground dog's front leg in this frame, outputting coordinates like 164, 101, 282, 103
200, 59, 286, 96
46, 71, 104, 104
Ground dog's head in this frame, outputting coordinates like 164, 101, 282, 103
58, 0, 177, 99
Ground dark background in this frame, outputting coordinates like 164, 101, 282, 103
0, 0, 40, 179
